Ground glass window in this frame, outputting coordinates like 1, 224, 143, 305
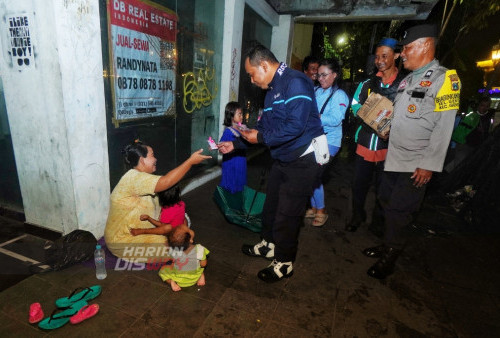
101, 0, 224, 188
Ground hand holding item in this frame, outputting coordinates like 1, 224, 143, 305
139, 214, 149, 221
189, 148, 212, 164
217, 141, 234, 154
411, 168, 433, 188
240, 129, 258, 144
380, 131, 390, 141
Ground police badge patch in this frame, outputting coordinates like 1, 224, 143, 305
408, 104, 416, 113
448, 73, 460, 91
435, 70, 461, 111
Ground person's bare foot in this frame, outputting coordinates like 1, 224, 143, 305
169, 280, 181, 292
196, 273, 206, 286
130, 228, 142, 236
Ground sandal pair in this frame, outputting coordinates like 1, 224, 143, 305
37, 302, 100, 329
34, 285, 102, 329
38, 300, 88, 329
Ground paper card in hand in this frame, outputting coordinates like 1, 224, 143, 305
357, 93, 394, 138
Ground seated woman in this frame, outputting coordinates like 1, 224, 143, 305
104, 140, 211, 261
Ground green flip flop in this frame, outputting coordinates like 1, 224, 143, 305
38, 300, 87, 330
55, 285, 102, 308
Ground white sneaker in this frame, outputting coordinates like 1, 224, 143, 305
258, 259, 293, 282
241, 239, 275, 260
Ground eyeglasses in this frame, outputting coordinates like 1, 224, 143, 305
318, 72, 332, 78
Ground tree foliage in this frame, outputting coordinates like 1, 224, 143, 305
439, 0, 500, 61
436, 0, 500, 99
316, 22, 391, 87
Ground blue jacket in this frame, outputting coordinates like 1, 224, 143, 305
257, 63, 324, 162
315, 85, 349, 147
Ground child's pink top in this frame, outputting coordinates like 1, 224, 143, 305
159, 201, 186, 227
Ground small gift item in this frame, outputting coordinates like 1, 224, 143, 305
207, 137, 218, 150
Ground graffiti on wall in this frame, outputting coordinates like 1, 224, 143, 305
182, 66, 218, 113
230, 48, 238, 101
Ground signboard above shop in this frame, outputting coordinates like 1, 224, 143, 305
107, 0, 178, 127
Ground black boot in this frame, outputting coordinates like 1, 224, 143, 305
367, 247, 401, 279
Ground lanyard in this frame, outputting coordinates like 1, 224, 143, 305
317, 84, 338, 115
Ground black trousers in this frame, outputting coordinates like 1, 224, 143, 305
261, 153, 323, 262
378, 171, 427, 249
352, 154, 385, 221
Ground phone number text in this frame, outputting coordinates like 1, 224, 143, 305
117, 77, 173, 90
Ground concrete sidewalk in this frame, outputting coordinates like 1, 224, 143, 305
1, 151, 499, 337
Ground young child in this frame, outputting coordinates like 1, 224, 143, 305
158, 225, 209, 292
130, 185, 187, 236
219, 101, 247, 193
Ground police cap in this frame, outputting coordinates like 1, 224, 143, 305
400, 24, 438, 45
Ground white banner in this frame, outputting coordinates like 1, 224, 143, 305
108, 0, 177, 124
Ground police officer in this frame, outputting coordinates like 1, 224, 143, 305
362, 24, 461, 279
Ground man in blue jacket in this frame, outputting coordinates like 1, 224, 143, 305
218, 44, 325, 282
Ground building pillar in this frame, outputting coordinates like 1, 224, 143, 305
271, 14, 294, 64
0, 0, 109, 237
218, 0, 245, 141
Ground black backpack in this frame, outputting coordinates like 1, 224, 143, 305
31, 230, 97, 273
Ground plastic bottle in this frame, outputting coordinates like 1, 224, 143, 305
94, 244, 107, 280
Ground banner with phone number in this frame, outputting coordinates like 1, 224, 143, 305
108, 0, 177, 124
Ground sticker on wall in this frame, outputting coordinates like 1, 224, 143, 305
107, 0, 178, 127
6, 14, 35, 71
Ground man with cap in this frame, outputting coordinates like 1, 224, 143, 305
362, 24, 461, 279
347, 37, 405, 235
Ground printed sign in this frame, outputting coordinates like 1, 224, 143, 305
107, 0, 178, 125
435, 70, 461, 112
7, 14, 34, 70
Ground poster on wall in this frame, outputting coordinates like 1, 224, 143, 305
5, 14, 35, 71
107, 0, 177, 126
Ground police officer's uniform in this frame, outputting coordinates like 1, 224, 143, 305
364, 24, 461, 280
382, 34, 461, 251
